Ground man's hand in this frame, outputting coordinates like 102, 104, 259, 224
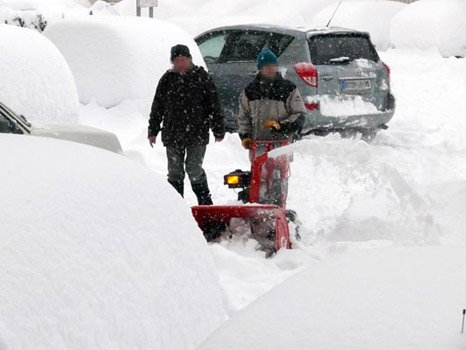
241, 137, 253, 149
148, 135, 156, 148
265, 120, 281, 131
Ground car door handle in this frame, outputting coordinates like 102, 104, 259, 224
321, 75, 334, 81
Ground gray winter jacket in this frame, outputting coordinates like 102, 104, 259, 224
238, 74, 307, 141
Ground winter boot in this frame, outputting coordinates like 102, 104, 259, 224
168, 179, 184, 198
192, 180, 213, 205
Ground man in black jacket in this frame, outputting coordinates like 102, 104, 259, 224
148, 44, 225, 205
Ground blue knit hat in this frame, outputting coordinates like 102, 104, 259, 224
257, 49, 278, 70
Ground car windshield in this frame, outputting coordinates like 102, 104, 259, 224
0, 103, 32, 128
309, 34, 379, 65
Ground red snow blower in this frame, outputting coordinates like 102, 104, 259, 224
192, 141, 299, 255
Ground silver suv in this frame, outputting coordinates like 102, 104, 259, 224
195, 25, 395, 139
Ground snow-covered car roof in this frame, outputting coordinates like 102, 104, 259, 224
196, 24, 369, 40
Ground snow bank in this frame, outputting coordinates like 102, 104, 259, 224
79, 48, 466, 318
313, 1, 406, 51
0, 134, 226, 350
44, 16, 205, 108
391, 0, 466, 57
198, 244, 466, 350
0, 0, 91, 32
274, 137, 439, 245
115, 0, 332, 36
0, 0, 87, 10
0, 24, 79, 123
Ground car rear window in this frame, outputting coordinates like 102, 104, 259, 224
308, 34, 379, 65
267, 33, 294, 57
224, 31, 294, 62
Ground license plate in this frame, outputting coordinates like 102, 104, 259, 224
340, 79, 371, 91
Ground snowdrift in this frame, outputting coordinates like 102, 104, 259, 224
198, 244, 466, 350
391, 0, 466, 57
0, 0, 91, 32
0, 134, 226, 350
44, 16, 205, 108
0, 24, 79, 123
115, 0, 332, 36
313, 1, 406, 51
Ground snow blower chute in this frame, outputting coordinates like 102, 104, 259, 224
192, 141, 298, 254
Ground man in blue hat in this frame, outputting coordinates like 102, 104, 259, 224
237, 48, 306, 149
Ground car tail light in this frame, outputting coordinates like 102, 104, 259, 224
382, 61, 391, 83
294, 63, 318, 87
305, 102, 319, 110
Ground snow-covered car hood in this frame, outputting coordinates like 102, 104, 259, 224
31, 123, 122, 153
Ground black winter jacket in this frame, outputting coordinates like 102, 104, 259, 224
148, 65, 225, 147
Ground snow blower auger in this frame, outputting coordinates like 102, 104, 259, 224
192, 141, 299, 256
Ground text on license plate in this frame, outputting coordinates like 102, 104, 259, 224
340, 79, 371, 91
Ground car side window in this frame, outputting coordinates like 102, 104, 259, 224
266, 33, 294, 57
224, 31, 268, 62
197, 31, 229, 64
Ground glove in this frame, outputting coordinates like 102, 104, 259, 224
265, 120, 281, 131
148, 135, 156, 148
241, 137, 253, 149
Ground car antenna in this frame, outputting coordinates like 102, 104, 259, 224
326, 1, 342, 27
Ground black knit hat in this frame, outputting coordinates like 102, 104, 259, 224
170, 44, 192, 61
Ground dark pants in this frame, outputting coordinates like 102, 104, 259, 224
166, 145, 213, 205
166, 145, 207, 184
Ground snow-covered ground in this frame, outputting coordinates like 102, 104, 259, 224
1, 0, 466, 348
198, 244, 466, 350
78, 47, 466, 321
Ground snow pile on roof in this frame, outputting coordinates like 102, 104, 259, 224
313, 1, 406, 51
0, 7, 49, 31
0, 24, 79, 123
198, 243, 466, 350
44, 16, 205, 108
0, 0, 91, 32
0, 134, 226, 350
391, 0, 466, 57
0, 0, 87, 10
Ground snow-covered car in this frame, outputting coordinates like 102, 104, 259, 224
195, 25, 396, 139
0, 101, 122, 153
0, 133, 226, 349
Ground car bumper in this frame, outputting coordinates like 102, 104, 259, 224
302, 93, 396, 134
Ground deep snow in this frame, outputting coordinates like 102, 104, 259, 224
44, 16, 205, 108
0, 134, 226, 349
1, 0, 466, 348
313, 1, 406, 51
198, 244, 466, 350
78, 48, 466, 322
391, 0, 466, 57
0, 24, 79, 123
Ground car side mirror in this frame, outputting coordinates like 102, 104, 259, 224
19, 114, 31, 127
